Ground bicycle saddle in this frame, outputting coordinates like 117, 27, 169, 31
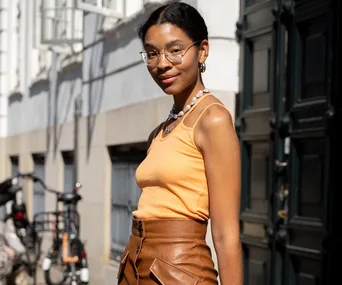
58, 193, 82, 204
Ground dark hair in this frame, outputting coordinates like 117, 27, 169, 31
138, 3, 208, 44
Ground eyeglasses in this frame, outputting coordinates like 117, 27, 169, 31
140, 41, 199, 67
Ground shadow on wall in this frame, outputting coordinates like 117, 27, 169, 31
86, 16, 106, 159
25, 10, 151, 159
54, 66, 82, 154
29, 79, 50, 98
7, 91, 24, 136
8, 92, 23, 105
29, 80, 50, 155
85, 11, 147, 158
46, 57, 82, 157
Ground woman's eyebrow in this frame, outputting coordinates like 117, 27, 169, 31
143, 43, 156, 49
143, 40, 184, 50
165, 40, 184, 48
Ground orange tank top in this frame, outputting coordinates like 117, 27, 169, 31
134, 95, 227, 221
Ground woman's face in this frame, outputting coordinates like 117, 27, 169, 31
143, 23, 207, 95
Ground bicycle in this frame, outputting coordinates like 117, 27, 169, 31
0, 173, 42, 285
29, 176, 89, 285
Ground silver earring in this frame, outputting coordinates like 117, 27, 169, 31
199, 62, 206, 73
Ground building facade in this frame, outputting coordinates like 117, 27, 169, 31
0, 0, 240, 284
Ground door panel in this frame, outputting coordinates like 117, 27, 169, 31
285, 2, 332, 284
247, 247, 268, 285
237, 0, 339, 284
237, 2, 276, 285
249, 142, 270, 214
295, 139, 325, 219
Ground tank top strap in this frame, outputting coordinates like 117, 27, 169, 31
181, 92, 212, 121
157, 92, 212, 140
191, 102, 234, 130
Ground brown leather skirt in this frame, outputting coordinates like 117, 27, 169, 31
117, 218, 218, 285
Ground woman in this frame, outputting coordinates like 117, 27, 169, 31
117, 3, 242, 285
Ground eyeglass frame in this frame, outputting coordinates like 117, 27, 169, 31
139, 41, 201, 67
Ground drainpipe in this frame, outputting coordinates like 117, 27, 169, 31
74, 95, 82, 192
49, 49, 58, 155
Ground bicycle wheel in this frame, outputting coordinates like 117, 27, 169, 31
43, 242, 69, 285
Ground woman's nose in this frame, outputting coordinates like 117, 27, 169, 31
157, 53, 172, 70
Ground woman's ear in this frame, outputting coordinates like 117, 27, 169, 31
199, 40, 209, 64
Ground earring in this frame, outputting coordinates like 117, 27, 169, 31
199, 62, 206, 73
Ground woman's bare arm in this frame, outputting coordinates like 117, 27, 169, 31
196, 104, 243, 285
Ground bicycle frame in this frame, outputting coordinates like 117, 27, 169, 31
34, 189, 81, 265
61, 204, 80, 264
32, 177, 89, 284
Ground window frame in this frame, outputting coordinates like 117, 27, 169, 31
39, 0, 83, 46
62, 151, 75, 193
32, 153, 46, 216
108, 143, 147, 261
76, 0, 170, 33
75, 0, 124, 18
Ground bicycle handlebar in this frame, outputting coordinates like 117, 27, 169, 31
0, 172, 60, 196
24, 174, 60, 196
1, 172, 82, 202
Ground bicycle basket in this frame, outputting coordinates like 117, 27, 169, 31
33, 210, 80, 236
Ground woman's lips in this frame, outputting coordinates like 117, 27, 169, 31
160, 75, 179, 84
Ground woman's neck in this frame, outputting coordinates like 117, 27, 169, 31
172, 82, 205, 113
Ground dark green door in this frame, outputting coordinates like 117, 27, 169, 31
236, 0, 340, 284
236, 0, 281, 284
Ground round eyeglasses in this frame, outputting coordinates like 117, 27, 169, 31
140, 42, 199, 67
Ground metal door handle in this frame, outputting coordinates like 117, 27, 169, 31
275, 159, 288, 173
277, 209, 287, 220
275, 160, 287, 167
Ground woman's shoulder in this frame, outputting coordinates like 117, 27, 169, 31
199, 103, 234, 132
186, 93, 234, 130
201, 95, 233, 122
193, 94, 237, 151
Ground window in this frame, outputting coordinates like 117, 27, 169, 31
40, 0, 83, 46
62, 151, 74, 193
5, 0, 20, 92
15, 1, 21, 89
32, 0, 51, 78
76, 0, 168, 31
32, 154, 45, 216
109, 143, 146, 261
10, 156, 20, 176
0, 0, 8, 76
75, 0, 125, 18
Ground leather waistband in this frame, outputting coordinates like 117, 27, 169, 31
132, 217, 208, 239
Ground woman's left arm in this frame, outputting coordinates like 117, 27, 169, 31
196, 104, 243, 285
